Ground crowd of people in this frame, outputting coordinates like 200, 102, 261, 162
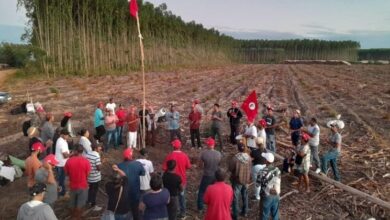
16, 97, 344, 220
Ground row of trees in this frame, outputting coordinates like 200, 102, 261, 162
358, 49, 390, 61
0, 43, 34, 67
16, 0, 362, 76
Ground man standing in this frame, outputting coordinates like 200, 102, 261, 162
105, 98, 116, 112
211, 104, 223, 151
136, 148, 154, 193
115, 104, 127, 146
197, 138, 222, 213
229, 143, 252, 219
250, 137, 267, 201
257, 119, 267, 146
25, 142, 45, 188
166, 104, 181, 142
162, 140, 191, 219
203, 169, 233, 220
105, 109, 119, 151
163, 160, 182, 220
118, 148, 145, 220
84, 144, 102, 211
306, 117, 321, 173
263, 107, 277, 152
227, 101, 243, 145
188, 103, 202, 149
54, 129, 70, 197
244, 120, 258, 151
94, 102, 105, 141
126, 106, 139, 149
320, 123, 342, 181
289, 109, 303, 147
64, 144, 91, 220
256, 152, 281, 220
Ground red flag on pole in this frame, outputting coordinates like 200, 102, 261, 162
241, 90, 258, 122
129, 0, 138, 18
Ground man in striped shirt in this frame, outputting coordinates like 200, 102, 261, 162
84, 142, 103, 211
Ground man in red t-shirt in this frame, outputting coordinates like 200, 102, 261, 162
115, 104, 127, 146
204, 169, 233, 220
188, 102, 202, 149
126, 106, 139, 149
64, 144, 91, 219
162, 139, 191, 218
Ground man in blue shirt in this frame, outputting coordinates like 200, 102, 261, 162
166, 104, 181, 141
94, 101, 105, 141
118, 148, 145, 220
289, 109, 304, 147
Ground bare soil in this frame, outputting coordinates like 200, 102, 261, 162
0, 64, 389, 220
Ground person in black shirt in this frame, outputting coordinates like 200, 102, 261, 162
263, 107, 277, 152
162, 160, 182, 220
105, 165, 130, 220
227, 101, 243, 145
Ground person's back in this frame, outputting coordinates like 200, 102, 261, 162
17, 201, 57, 220
201, 149, 221, 177
230, 152, 252, 185
137, 158, 154, 191
105, 176, 130, 215
118, 160, 145, 203
64, 155, 91, 190
163, 151, 191, 186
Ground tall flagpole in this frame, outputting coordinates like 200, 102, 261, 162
135, 12, 146, 149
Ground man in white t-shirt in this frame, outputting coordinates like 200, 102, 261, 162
136, 148, 154, 192
257, 119, 267, 147
306, 117, 321, 173
244, 120, 258, 150
105, 98, 116, 112
55, 129, 70, 197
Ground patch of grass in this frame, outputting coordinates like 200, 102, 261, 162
49, 87, 60, 98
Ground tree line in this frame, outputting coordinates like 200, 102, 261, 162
14, 0, 362, 76
358, 49, 390, 61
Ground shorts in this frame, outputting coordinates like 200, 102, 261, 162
69, 189, 88, 208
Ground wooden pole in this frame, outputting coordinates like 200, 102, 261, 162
135, 13, 146, 149
274, 141, 390, 210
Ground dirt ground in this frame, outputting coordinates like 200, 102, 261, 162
0, 64, 389, 220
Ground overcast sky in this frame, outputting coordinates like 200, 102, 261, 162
1, 0, 390, 48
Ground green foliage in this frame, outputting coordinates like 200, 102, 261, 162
0, 43, 32, 67
358, 49, 390, 61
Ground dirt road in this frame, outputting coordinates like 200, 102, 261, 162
0, 64, 389, 219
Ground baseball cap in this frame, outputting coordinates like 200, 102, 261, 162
123, 148, 133, 160
32, 142, 45, 152
64, 112, 73, 117
261, 152, 275, 163
259, 119, 267, 127
301, 132, 311, 142
205, 137, 215, 148
171, 139, 182, 149
44, 154, 59, 166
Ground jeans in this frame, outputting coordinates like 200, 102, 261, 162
230, 123, 240, 144
130, 202, 140, 220
116, 126, 124, 145
169, 129, 181, 142
321, 149, 340, 181
167, 196, 178, 220
310, 144, 321, 168
252, 165, 266, 200
197, 175, 215, 210
178, 187, 186, 215
88, 182, 99, 206
211, 126, 223, 151
106, 129, 118, 151
266, 134, 276, 153
190, 129, 201, 148
259, 195, 280, 220
232, 183, 248, 220
56, 166, 66, 197
114, 213, 129, 220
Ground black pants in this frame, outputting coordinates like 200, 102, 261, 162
131, 202, 140, 220
230, 123, 240, 144
190, 129, 201, 148
170, 129, 181, 142
167, 196, 179, 220
211, 126, 223, 151
87, 182, 99, 206
95, 125, 106, 141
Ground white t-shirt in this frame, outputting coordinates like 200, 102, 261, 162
258, 128, 267, 147
245, 125, 258, 148
106, 103, 116, 112
79, 136, 92, 154
308, 124, 320, 146
136, 158, 154, 190
55, 137, 69, 167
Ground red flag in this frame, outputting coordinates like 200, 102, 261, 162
129, 0, 138, 18
241, 90, 258, 122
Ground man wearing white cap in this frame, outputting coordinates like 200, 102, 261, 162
256, 152, 281, 220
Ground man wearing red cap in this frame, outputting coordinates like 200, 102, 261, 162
227, 101, 243, 145
35, 154, 59, 206
257, 119, 267, 146
118, 148, 145, 220
94, 102, 106, 141
64, 144, 91, 219
126, 106, 139, 149
296, 133, 311, 193
188, 102, 202, 149
197, 138, 222, 213
25, 142, 45, 188
162, 140, 191, 218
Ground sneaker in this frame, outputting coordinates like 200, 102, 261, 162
92, 205, 102, 211
315, 168, 321, 174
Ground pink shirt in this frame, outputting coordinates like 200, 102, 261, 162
105, 114, 118, 130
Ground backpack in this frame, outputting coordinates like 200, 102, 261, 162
256, 166, 280, 195
22, 120, 31, 136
